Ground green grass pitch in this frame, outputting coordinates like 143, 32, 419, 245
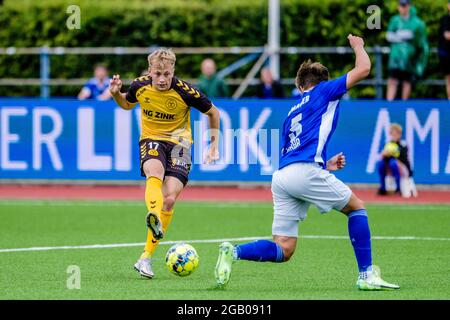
0, 200, 449, 300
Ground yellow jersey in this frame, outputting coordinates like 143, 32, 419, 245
125, 76, 213, 146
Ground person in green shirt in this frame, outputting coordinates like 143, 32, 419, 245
438, 0, 450, 99
198, 58, 230, 98
386, 0, 429, 101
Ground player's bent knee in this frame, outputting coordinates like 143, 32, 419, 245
355, 198, 365, 209
282, 246, 295, 261
143, 160, 164, 180
163, 195, 176, 211
273, 236, 297, 262
341, 194, 365, 214
144, 169, 164, 180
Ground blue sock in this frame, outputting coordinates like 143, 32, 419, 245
235, 240, 284, 262
377, 160, 387, 191
348, 209, 372, 272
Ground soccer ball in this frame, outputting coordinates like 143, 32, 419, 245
384, 142, 400, 157
165, 243, 199, 277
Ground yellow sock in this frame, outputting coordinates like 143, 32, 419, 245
160, 209, 174, 232
142, 209, 174, 258
145, 177, 163, 216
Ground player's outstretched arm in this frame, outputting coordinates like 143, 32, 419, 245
346, 34, 371, 90
109, 74, 136, 110
204, 105, 220, 164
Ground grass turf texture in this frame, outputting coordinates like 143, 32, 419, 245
0, 200, 449, 300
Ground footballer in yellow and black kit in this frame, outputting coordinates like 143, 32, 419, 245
125, 75, 213, 185
109, 48, 220, 279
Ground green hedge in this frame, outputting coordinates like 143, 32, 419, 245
0, 0, 448, 98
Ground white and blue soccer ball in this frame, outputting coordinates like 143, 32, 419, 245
165, 243, 199, 277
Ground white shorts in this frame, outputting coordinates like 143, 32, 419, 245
271, 162, 352, 237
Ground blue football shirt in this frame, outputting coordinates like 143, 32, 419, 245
279, 74, 348, 169
82, 77, 110, 100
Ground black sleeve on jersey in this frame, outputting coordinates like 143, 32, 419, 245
125, 80, 140, 103
173, 78, 213, 113
398, 144, 413, 177
125, 76, 151, 103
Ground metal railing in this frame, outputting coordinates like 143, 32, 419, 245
0, 46, 442, 99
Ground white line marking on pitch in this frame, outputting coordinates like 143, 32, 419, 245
0, 236, 271, 253
0, 200, 272, 208
0, 200, 448, 210
0, 234, 449, 254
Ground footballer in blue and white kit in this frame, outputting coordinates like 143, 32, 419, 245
272, 73, 352, 231
215, 35, 400, 291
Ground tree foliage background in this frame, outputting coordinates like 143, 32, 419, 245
0, 0, 447, 98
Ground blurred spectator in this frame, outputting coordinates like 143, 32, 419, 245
438, 1, 450, 99
377, 123, 413, 196
198, 58, 229, 98
386, 0, 428, 101
256, 68, 284, 99
78, 63, 111, 100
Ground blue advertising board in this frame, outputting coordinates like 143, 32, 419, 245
0, 98, 449, 184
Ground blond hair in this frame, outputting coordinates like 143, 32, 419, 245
147, 48, 176, 68
390, 123, 403, 133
